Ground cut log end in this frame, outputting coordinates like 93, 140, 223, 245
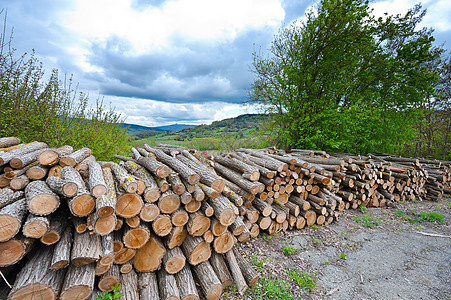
60, 285, 92, 300
8, 283, 56, 300
28, 194, 60, 216
0, 216, 20, 242
71, 194, 95, 217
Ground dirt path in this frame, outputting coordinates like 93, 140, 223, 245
227, 197, 451, 300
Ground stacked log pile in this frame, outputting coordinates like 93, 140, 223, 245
0, 137, 259, 300
0, 136, 449, 300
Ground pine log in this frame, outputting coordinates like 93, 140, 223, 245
59, 147, 92, 167
175, 264, 200, 300
98, 264, 120, 292
145, 146, 200, 184
0, 190, 24, 210
38, 145, 73, 166
181, 234, 211, 265
212, 231, 234, 254
165, 226, 187, 250
0, 141, 47, 166
45, 176, 78, 197
209, 251, 233, 289
22, 213, 49, 239
192, 261, 222, 300
0, 234, 35, 267
40, 211, 67, 245
177, 155, 224, 192
123, 160, 161, 202
25, 180, 60, 216
187, 211, 211, 237
0, 198, 27, 242
115, 192, 143, 218
71, 231, 102, 266
8, 245, 66, 300
133, 232, 166, 272
232, 248, 259, 286
0, 137, 20, 148
139, 272, 160, 300
140, 203, 160, 222
158, 267, 180, 300
60, 263, 95, 300
50, 224, 73, 270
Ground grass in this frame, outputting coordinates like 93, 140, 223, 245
394, 209, 446, 225
339, 253, 347, 260
246, 253, 270, 273
282, 242, 299, 255
354, 215, 383, 228
358, 205, 368, 214
247, 276, 294, 300
289, 268, 316, 292
313, 238, 322, 244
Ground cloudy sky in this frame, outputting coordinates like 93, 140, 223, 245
1, 0, 450, 127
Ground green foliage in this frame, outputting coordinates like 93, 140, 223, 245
96, 283, 123, 300
250, 0, 440, 154
358, 205, 367, 214
289, 268, 316, 292
339, 253, 347, 260
245, 253, 268, 273
282, 242, 298, 255
247, 276, 294, 300
394, 209, 446, 224
0, 13, 130, 160
354, 215, 383, 228
313, 238, 322, 244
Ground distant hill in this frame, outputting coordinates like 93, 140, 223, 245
121, 123, 195, 135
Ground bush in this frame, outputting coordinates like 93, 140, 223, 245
0, 11, 130, 160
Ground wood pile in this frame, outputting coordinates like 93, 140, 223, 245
0, 137, 259, 300
0, 135, 449, 300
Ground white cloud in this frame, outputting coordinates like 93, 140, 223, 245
66, 0, 285, 55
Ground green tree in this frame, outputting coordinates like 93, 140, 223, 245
0, 10, 130, 160
250, 0, 439, 154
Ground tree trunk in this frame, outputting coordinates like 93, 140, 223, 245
87, 161, 107, 197
209, 251, 233, 289
46, 176, 78, 197
60, 263, 95, 300
120, 269, 140, 300
140, 203, 160, 222
9, 148, 49, 169
158, 190, 181, 214
133, 232, 166, 272
8, 245, 66, 300
0, 141, 47, 166
137, 156, 170, 179
192, 261, 222, 300
61, 166, 95, 217
0, 234, 35, 267
40, 211, 67, 245
59, 147, 92, 168
214, 156, 260, 182
122, 160, 161, 203
50, 224, 73, 270
176, 155, 224, 192
208, 195, 236, 226
38, 145, 73, 166
25, 180, 60, 216
158, 267, 180, 300
71, 231, 102, 266
163, 246, 186, 274
181, 235, 211, 265
152, 214, 173, 236
0, 198, 27, 242
225, 249, 248, 295
0, 137, 20, 148
175, 264, 200, 300
232, 247, 259, 286
145, 146, 200, 184
22, 213, 49, 239
214, 162, 261, 195
138, 272, 160, 300
187, 211, 211, 237
98, 263, 120, 292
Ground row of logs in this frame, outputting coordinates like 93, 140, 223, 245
0, 137, 260, 300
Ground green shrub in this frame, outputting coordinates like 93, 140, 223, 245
0, 14, 130, 160
96, 283, 123, 300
